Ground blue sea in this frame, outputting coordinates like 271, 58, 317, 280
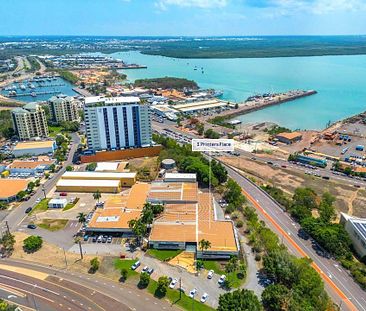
112, 51, 366, 130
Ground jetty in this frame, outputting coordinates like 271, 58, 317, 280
209, 89, 317, 120
8, 90, 62, 97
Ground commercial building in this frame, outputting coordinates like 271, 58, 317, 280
0, 179, 29, 202
84, 96, 152, 152
48, 94, 80, 123
11, 103, 49, 140
7, 159, 55, 177
292, 154, 327, 168
48, 198, 68, 209
275, 132, 303, 144
149, 184, 239, 259
95, 161, 128, 172
164, 173, 197, 183
12, 140, 57, 157
56, 171, 137, 193
172, 99, 229, 115
340, 213, 366, 258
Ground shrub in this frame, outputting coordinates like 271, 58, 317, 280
138, 272, 150, 288
120, 268, 128, 281
89, 257, 100, 273
23, 236, 43, 253
236, 220, 244, 228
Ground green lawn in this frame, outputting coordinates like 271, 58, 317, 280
202, 260, 245, 288
37, 219, 68, 231
29, 199, 50, 215
62, 203, 75, 211
147, 279, 214, 311
146, 249, 182, 261
114, 259, 139, 279
48, 125, 64, 137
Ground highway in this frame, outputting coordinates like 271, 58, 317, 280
224, 164, 366, 311
2, 133, 80, 232
0, 259, 175, 311
152, 121, 366, 311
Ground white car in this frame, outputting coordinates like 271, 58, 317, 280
169, 278, 178, 289
142, 266, 149, 272
189, 288, 197, 298
207, 270, 214, 279
35, 198, 41, 203
218, 275, 226, 285
200, 293, 209, 303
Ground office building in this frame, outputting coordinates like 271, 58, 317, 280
84, 96, 152, 151
340, 213, 366, 258
48, 94, 80, 123
12, 103, 49, 140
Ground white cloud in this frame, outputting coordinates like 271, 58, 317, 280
266, 0, 366, 15
155, 0, 229, 10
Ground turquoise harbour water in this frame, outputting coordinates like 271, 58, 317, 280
112, 51, 366, 130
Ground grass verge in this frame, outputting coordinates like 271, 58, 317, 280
147, 279, 214, 311
114, 258, 139, 280
37, 219, 68, 231
202, 260, 244, 288
146, 249, 183, 261
29, 199, 50, 215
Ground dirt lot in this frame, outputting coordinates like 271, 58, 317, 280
220, 156, 366, 217
128, 156, 159, 181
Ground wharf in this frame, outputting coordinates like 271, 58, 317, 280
8, 90, 61, 97
212, 90, 317, 120
72, 87, 93, 97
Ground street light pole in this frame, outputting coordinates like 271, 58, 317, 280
78, 241, 84, 259
42, 185, 46, 199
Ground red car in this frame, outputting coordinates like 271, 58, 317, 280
60, 192, 68, 196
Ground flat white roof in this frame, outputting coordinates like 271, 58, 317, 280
95, 162, 119, 172
62, 171, 136, 179
177, 102, 227, 113
57, 179, 121, 187
85, 96, 140, 105
165, 173, 197, 180
49, 198, 68, 204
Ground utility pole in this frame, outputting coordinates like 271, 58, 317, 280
5, 221, 10, 234
63, 247, 68, 268
78, 241, 83, 259
42, 185, 46, 199
179, 277, 182, 300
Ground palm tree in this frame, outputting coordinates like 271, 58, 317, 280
128, 218, 147, 245
93, 189, 101, 203
77, 212, 87, 224
199, 239, 211, 259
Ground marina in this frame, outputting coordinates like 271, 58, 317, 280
0, 76, 77, 102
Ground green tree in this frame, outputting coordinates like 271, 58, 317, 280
86, 162, 97, 171
224, 179, 246, 210
128, 219, 147, 244
16, 190, 27, 200
138, 272, 150, 288
27, 181, 35, 192
262, 284, 290, 311
290, 187, 317, 221
218, 289, 262, 311
204, 128, 220, 139
156, 276, 170, 296
89, 257, 100, 273
120, 268, 128, 281
77, 212, 87, 224
23, 235, 43, 253
93, 189, 101, 203
0, 232, 15, 255
211, 160, 228, 184
319, 192, 336, 223
198, 239, 211, 258
66, 165, 73, 171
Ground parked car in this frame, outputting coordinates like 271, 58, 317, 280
142, 266, 149, 272
189, 288, 197, 298
92, 236, 97, 243
107, 236, 112, 243
27, 224, 37, 229
25, 207, 32, 213
147, 267, 154, 275
200, 293, 209, 303
35, 198, 41, 204
102, 236, 107, 243
83, 235, 89, 241
131, 261, 141, 270
97, 235, 103, 243
60, 192, 68, 196
207, 270, 214, 279
218, 275, 226, 285
169, 278, 178, 289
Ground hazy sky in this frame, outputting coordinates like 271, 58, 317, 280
1, 0, 366, 36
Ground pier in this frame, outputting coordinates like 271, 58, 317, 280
8, 90, 62, 97
206, 90, 317, 121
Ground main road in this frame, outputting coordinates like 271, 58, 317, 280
0, 259, 176, 311
152, 121, 366, 311
2, 133, 80, 232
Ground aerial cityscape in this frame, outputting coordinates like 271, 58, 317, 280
0, 1, 366, 311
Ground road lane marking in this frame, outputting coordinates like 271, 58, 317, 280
0, 265, 48, 280
241, 187, 358, 311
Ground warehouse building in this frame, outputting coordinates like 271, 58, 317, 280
56, 179, 122, 193
275, 132, 303, 144
12, 140, 57, 157
172, 99, 229, 115
164, 173, 197, 183
61, 171, 136, 186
